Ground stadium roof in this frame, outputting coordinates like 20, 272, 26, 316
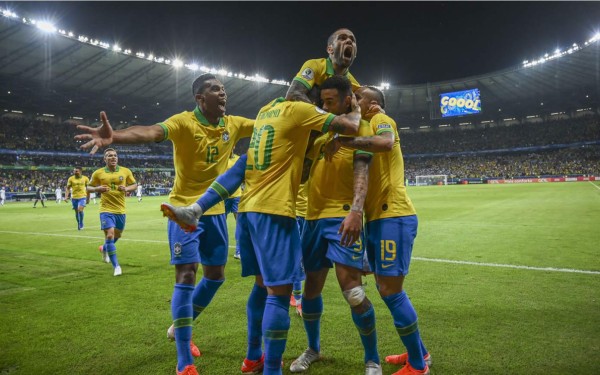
0, 16, 599, 126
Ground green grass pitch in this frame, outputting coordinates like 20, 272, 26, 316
0, 182, 599, 374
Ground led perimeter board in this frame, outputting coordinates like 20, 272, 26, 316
440, 88, 481, 117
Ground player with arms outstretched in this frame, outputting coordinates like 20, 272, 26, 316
76, 73, 254, 375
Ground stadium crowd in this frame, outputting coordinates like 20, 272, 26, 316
0, 169, 172, 193
405, 146, 600, 180
401, 115, 599, 154
1, 113, 599, 190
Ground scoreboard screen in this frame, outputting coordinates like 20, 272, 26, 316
440, 89, 481, 117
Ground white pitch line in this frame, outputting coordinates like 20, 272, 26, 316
412, 257, 600, 275
1, 230, 598, 275
589, 181, 600, 191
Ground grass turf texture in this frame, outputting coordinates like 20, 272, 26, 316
0, 182, 598, 374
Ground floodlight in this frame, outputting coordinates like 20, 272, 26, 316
36, 21, 57, 33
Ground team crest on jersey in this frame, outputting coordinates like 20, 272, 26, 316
174, 242, 182, 256
315, 107, 328, 115
222, 131, 230, 143
301, 68, 314, 81
119, 176, 124, 181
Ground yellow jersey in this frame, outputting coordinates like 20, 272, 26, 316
295, 183, 308, 218
67, 175, 89, 199
89, 166, 136, 214
293, 57, 360, 95
364, 113, 416, 222
227, 154, 243, 199
306, 120, 373, 220
238, 98, 335, 219
158, 107, 254, 213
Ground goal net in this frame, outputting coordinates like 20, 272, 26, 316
415, 175, 448, 186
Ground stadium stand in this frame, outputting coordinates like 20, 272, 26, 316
0, 14, 598, 198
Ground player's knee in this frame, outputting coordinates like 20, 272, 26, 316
342, 285, 366, 307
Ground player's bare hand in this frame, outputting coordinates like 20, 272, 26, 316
339, 211, 362, 247
365, 104, 385, 120
74, 111, 114, 154
117, 185, 127, 192
324, 138, 341, 162
350, 93, 360, 114
97, 185, 110, 193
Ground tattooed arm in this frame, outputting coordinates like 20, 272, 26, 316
285, 81, 313, 104
324, 131, 394, 162
339, 153, 371, 247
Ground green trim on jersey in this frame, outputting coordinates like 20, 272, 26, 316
271, 97, 285, 107
325, 57, 350, 77
157, 123, 169, 141
321, 114, 336, 133
194, 106, 224, 128
293, 76, 312, 90
376, 129, 394, 135
355, 150, 374, 157
104, 166, 120, 173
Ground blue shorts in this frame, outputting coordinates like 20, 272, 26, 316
100, 213, 126, 231
302, 218, 365, 272
296, 216, 306, 237
237, 212, 304, 287
365, 215, 418, 276
225, 197, 240, 215
167, 214, 228, 266
71, 198, 86, 210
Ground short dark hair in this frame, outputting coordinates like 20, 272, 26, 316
327, 28, 352, 46
74, 167, 81, 171
365, 86, 386, 109
192, 73, 217, 96
104, 148, 117, 155
321, 75, 352, 100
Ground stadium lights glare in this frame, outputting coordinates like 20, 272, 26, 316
72, 116, 83, 120
399, 127, 410, 130
36, 21, 57, 33
11, 110, 23, 114
439, 124, 450, 127
3, 9, 345, 88
522, 32, 599, 68
459, 122, 471, 126
503, 118, 516, 121
419, 125, 429, 129
526, 115, 538, 118
42, 113, 55, 117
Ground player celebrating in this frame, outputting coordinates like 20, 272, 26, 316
75, 73, 254, 375
324, 86, 431, 375
87, 148, 137, 276
286, 28, 359, 104
162, 92, 362, 375
289, 76, 381, 375
65, 167, 90, 230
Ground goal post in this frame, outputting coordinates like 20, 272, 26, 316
415, 175, 448, 186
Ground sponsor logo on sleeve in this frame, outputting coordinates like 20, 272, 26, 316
301, 68, 314, 81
